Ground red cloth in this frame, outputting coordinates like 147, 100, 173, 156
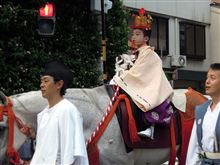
178, 88, 208, 165
87, 144, 99, 165
178, 112, 194, 165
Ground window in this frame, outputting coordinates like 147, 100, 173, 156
179, 22, 206, 59
150, 16, 169, 56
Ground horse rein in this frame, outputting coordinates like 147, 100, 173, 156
0, 96, 32, 165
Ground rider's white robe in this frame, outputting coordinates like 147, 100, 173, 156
113, 45, 173, 112
30, 99, 88, 165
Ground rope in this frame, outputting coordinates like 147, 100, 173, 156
6, 98, 21, 165
87, 91, 141, 165
169, 114, 176, 165
87, 88, 177, 165
0, 105, 5, 121
87, 85, 120, 145
0, 97, 32, 165
87, 93, 127, 165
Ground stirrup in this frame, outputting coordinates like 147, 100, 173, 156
138, 125, 155, 140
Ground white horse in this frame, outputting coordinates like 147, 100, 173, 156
0, 85, 207, 165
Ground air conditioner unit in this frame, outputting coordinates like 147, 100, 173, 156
171, 55, 187, 67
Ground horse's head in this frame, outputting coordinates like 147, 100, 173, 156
0, 91, 10, 162
0, 90, 47, 162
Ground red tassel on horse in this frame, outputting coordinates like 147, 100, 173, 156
7, 147, 20, 165
0, 106, 3, 121
124, 97, 141, 144
87, 143, 99, 165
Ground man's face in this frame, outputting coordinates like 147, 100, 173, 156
205, 69, 220, 97
131, 29, 147, 48
40, 75, 62, 99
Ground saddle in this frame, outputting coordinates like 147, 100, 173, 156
105, 85, 181, 152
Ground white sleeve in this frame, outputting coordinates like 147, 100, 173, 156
186, 121, 201, 165
59, 106, 89, 165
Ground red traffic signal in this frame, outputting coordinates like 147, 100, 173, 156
37, 3, 56, 36
39, 3, 54, 17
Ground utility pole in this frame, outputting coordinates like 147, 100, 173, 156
100, 0, 107, 83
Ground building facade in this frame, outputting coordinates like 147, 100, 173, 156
124, 0, 220, 93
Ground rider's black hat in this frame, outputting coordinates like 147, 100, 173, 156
42, 60, 73, 88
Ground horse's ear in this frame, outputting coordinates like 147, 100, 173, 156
0, 91, 8, 106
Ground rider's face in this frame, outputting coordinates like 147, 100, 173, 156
205, 69, 220, 97
131, 29, 147, 48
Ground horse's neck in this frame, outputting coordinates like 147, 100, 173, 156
11, 91, 47, 130
66, 85, 110, 113
65, 85, 110, 138
9, 86, 110, 145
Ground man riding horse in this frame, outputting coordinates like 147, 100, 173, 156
112, 8, 173, 138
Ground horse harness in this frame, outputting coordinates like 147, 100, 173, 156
87, 85, 178, 165
0, 95, 32, 165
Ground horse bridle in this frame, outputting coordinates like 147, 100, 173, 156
0, 92, 31, 165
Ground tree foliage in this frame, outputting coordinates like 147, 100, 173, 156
106, 0, 129, 79
0, 0, 129, 95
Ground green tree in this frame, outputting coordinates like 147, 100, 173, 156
0, 0, 129, 95
0, 0, 101, 95
105, 0, 129, 79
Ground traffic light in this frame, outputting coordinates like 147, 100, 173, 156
37, 3, 55, 36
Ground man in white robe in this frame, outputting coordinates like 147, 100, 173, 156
113, 8, 173, 138
30, 61, 88, 165
186, 63, 220, 165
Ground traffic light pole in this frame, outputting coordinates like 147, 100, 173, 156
101, 0, 107, 83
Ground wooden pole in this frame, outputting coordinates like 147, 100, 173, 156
101, 0, 107, 83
